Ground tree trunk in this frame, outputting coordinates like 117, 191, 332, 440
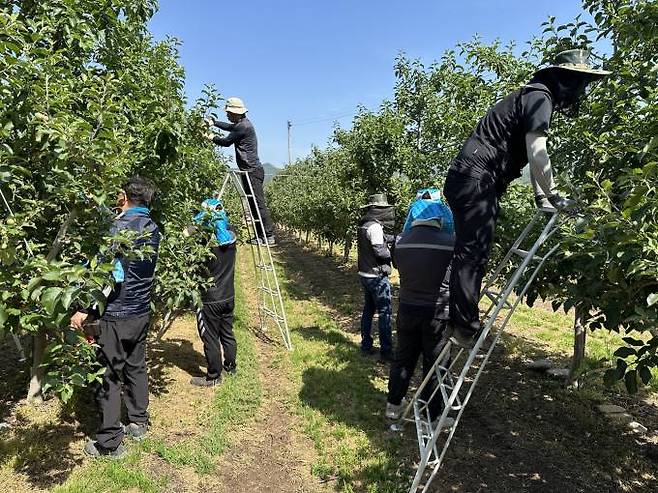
343, 236, 352, 263
328, 241, 334, 257
27, 331, 46, 402
305, 231, 310, 244
28, 208, 79, 401
569, 305, 587, 385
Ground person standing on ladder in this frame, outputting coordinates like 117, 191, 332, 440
386, 189, 455, 428
357, 193, 395, 362
443, 49, 610, 348
185, 198, 238, 387
205, 97, 275, 245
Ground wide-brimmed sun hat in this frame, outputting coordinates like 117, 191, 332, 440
361, 193, 391, 209
534, 48, 611, 79
225, 97, 248, 115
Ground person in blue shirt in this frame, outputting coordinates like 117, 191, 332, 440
71, 176, 160, 459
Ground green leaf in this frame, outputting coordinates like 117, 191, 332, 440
613, 346, 636, 358
639, 365, 652, 385
0, 304, 8, 328
41, 287, 63, 315
647, 293, 658, 307
42, 270, 61, 281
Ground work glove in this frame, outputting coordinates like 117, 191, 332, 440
204, 116, 216, 128
203, 131, 216, 142
380, 263, 392, 277
548, 194, 577, 211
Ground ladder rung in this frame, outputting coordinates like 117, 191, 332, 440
258, 286, 279, 296
484, 289, 513, 309
511, 248, 545, 262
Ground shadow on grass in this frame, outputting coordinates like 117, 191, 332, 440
273, 234, 363, 330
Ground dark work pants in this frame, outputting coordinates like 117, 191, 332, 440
241, 167, 274, 239
360, 275, 393, 353
95, 313, 150, 450
387, 305, 450, 420
444, 171, 500, 336
196, 300, 237, 380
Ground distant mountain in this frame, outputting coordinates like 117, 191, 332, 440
262, 162, 281, 183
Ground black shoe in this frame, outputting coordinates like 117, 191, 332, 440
449, 325, 480, 350
265, 236, 276, 246
83, 440, 128, 459
379, 351, 393, 363
223, 363, 237, 375
190, 375, 222, 387
360, 346, 376, 356
123, 422, 148, 442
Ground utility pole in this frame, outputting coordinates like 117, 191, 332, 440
287, 120, 292, 166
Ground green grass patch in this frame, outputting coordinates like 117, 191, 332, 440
53, 451, 167, 493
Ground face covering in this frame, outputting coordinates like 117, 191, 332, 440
531, 70, 594, 118
361, 206, 395, 230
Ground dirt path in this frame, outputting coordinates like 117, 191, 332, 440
212, 250, 330, 493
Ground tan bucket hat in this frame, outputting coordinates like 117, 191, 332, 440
225, 97, 248, 115
534, 48, 611, 79
361, 193, 391, 209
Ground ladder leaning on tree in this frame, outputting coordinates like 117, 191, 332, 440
216, 168, 293, 351
393, 207, 570, 493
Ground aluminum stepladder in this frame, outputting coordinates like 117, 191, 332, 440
217, 168, 293, 351
394, 207, 566, 492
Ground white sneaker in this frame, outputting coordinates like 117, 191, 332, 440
385, 398, 408, 420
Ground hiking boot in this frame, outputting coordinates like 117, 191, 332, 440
190, 375, 222, 387
123, 422, 148, 442
83, 440, 128, 459
385, 398, 409, 420
247, 236, 276, 246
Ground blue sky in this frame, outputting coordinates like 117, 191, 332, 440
149, 0, 587, 168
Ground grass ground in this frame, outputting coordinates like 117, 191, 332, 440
0, 230, 657, 492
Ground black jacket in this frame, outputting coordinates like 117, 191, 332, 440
201, 242, 236, 304
394, 224, 454, 318
212, 117, 262, 171
103, 208, 160, 319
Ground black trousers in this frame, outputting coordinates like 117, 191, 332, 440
196, 300, 237, 380
444, 171, 500, 336
241, 167, 274, 238
95, 313, 150, 450
387, 305, 450, 420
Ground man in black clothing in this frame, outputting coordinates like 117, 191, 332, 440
386, 195, 454, 425
206, 97, 275, 245
357, 194, 395, 361
444, 49, 611, 348
188, 198, 238, 387
71, 176, 160, 459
